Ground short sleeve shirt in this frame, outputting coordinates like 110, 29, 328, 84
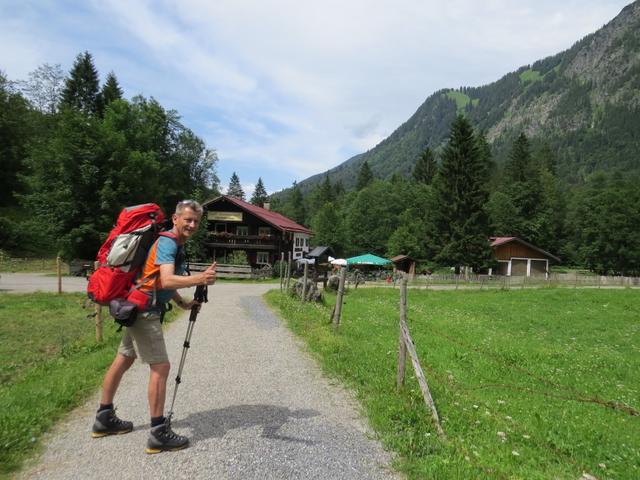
138, 234, 186, 306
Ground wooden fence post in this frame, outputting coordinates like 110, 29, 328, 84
285, 252, 292, 291
397, 278, 446, 439
279, 252, 285, 292
302, 262, 309, 302
332, 267, 347, 328
56, 256, 62, 294
94, 261, 103, 342
396, 277, 408, 388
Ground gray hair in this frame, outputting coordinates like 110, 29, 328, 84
175, 199, 203, 216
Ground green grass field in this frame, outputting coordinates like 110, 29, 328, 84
266, 288, 640, 479
0, 293, 176, 478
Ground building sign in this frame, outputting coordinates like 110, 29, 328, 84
208, 211, 243, 222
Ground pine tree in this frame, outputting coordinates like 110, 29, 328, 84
356, 160, 373, 190
61, 51, 101, 115
433, 115, 491, 271
289, 181, 306, 225
227, 172, 245, 200
101, 71, 123, 109
412, 147, 437, 184
504, 132, 532, 182
250, 177, 268, 206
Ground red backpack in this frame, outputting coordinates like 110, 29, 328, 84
88, 203, 169, 305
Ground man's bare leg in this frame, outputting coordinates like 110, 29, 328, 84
100, 353, 135, 404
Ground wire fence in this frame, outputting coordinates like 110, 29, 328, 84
345, 271, 640, 289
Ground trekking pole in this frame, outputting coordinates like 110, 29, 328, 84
167, 284, 208, 424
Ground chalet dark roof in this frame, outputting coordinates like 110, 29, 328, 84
307, 246, 335, 258
203, 195, 313, 235
490, 236, 560, 262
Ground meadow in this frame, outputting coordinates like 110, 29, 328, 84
266, 287, 639, 479
0, 293, 176, 478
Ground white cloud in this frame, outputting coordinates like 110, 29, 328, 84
0, 0, 631, 191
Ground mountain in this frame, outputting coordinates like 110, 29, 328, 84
295, 1, 640, 193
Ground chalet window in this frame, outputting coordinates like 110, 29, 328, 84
214, 223, 227, 233
236, 226, 248, 236
258, 227, 271, 237
304, 238, 309, 247
256, 251, 270, 265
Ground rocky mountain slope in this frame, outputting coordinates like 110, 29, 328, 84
297, 1, 640, 193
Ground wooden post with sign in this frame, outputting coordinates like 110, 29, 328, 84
332, 267, 347, 328
397, 278, 446, 439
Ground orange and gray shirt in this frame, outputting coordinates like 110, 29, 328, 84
137, 234, 185, 306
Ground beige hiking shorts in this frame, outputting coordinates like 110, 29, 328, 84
118, 311, 168, 364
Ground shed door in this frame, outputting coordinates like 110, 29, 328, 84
530, 260, 547, 277
511, 259, 527, 276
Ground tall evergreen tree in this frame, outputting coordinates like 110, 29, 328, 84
61, 51, 101, 115
227, 172, 245, 200
288, 181, 306, 225
101, 71, 123, 109
413, 147, 437, 184
0, 72, 32, 206
250, 177, 268, 206
504, 132, 533, 182
433, 115, 491, 271
356, 160, 373, 190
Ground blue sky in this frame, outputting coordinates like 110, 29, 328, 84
0, 0, 631, 196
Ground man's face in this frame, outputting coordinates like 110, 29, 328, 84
173, 207, 202, 243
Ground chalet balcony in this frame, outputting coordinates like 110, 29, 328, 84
206, 233, 279, 250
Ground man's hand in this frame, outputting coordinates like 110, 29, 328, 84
197, 262, 217, 286
177, 298, 202, 312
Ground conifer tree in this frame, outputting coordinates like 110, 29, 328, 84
250, 177, 268, 206
504, 132, 532, 182
101, 71, 123, 108
433, 114, 491, 271
61, 51, 101, 115
356, 160, 373, 190
289, 181, 306, 225
413, 147, 437, 184
227, 172, 245, 200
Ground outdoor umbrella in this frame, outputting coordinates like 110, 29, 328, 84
346, 253, 391, 266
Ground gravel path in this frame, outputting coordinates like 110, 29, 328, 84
0, 273, 88, 294
19, 283, 400, 480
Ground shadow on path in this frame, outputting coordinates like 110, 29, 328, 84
174, 404, 319, 445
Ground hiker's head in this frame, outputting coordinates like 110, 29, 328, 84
175, 199, 203, 217
173, 200, 203, 243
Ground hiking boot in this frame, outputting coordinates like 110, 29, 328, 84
145, 421, 189, 454
92, 408, 133, 438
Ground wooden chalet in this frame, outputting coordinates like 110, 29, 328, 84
202, 195, 312, 267
490, 236, 560, 277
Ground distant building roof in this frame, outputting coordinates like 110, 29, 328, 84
307, 246, 335, 258
203, 195, 313, 235
390, 254, 414, 263
490, 236, 560, 262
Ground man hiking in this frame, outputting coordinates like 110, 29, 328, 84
92, 200, 216, 453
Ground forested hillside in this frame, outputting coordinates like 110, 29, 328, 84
296, 0, 640, 192
269, 1, 640, 275
0, 52, 219, 259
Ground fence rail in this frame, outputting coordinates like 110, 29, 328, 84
348, 272, 640, 289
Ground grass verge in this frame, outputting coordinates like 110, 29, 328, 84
265, 288, 639, 479
0, 293, 177, 478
